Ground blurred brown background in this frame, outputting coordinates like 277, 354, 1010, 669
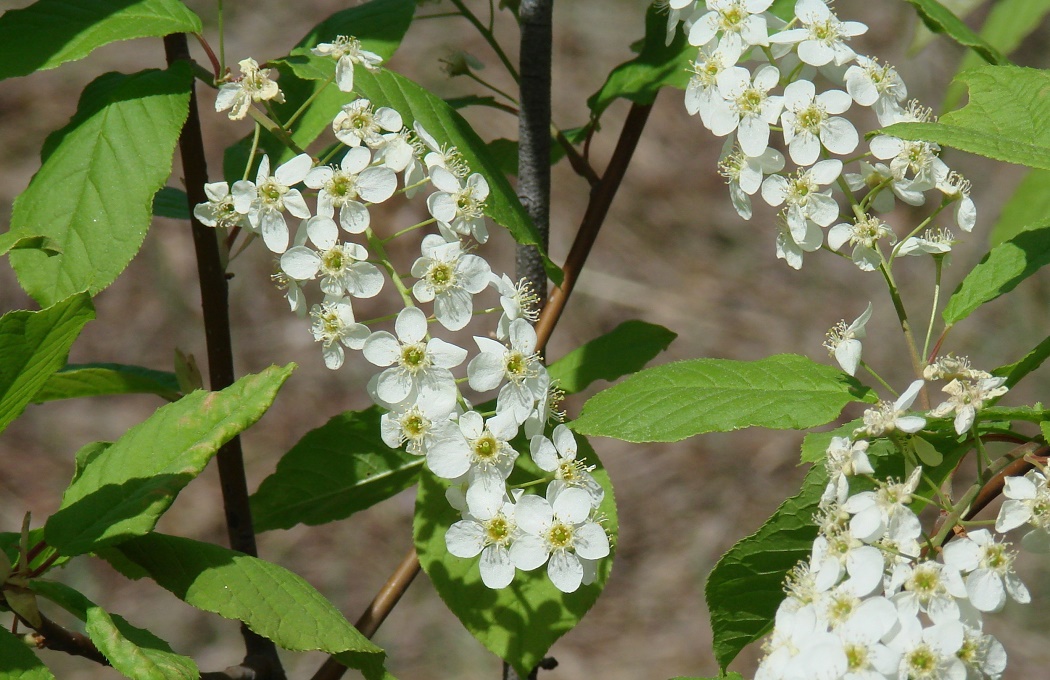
3, 0, 1050, 678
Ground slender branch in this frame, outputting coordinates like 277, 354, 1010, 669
448, 0, 521, 83
534, 102, 654, 350
553, 126, 599, 187
163, 33, 285, 680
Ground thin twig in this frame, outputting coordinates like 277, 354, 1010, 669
163, 33, 285, 680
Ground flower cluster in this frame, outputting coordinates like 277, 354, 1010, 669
671, 0, 974, 271
198, 37, 610, 593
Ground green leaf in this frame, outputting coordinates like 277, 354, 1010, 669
901, 0, 1007, 65
0, 232, 61, 258
0, 293, 94, 434
44, 364, 295, 555
993, 333, 1050, 388
0, 625, 53, 679
414, 436, 617, 677
879, 66, 1050, 170
152, 187, 190, 220
989, 169, 1050, 246
9, 65, 192, 306
32, 363, 180, 403
31, 580, 198, 680
942, 223, 1050, 326
1040, 421, 1050, 444
250, 407, 423, 532
587, 4, 692, 119
113, 533, 384, 666
547, 320, 676, 394
943, 0, 1050, 110
977, 405, 1050, 424
0, 0, 201, 82
572, 354, 874, 443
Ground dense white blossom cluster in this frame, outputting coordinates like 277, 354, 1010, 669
198, 37, 609, 593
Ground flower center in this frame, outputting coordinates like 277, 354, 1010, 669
326, 172, 360, 203
426, 262, 456, 292
400, 343, 430, 372
321, 246, 348, 275
797, 105, 828, 135
736, 87, 765, 116
546, 521, 575, 550
258, 180, 287, 208
484, 516, 513, 545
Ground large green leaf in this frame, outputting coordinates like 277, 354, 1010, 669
902, 0, 1006, 65
250, 407, 423, 532
32, 363, 180, 403
547, 320, 676, 394
587, 4, 692, 119
414, 436, 617, 678
879, 66, 1050, 170
943, 0, 1050, 110
0, 293, 94, 434
993, 333, 1050, 388
44, 364, 294, 555
0, 625, 53, 679
32, 580, 197, 680
989, 169, 1050, 246
0, 0, 201, 82
942, 223, 1050, 326
9, 65, 192, 306
571, 354, 874, 443
113, 533, 385, 673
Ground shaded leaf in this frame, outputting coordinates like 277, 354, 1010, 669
45, 365, 294, 555
572, 354, 874, 443
901, 0, 1006, 64
943, 223, 1050, 325
993, 334, 1050, 388
152, 187, 190, 220
547, 320, 676, 394
414, 437, 616, 678
879, 66, 1050, 170
0, 0, 201, 81
9, 65, 192, 306
0, 528, 68, 576
0, 626, 53, 679
0, 232, 61, 257
0, 293, 94, 434
251, 407, 423, 532
32, 363, 180, 403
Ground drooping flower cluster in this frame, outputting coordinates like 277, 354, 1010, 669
198, 37, 609, 593
671, 0, 975, 271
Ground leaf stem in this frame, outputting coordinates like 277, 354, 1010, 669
449, 0, 521, 83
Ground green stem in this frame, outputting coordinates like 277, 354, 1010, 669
923, 256, 943, 362
467, 72, 519, 105
366, 228, 415, 308
860, 360, 896, 396
931, 483, 980, 547
888, 201, 949, 265
878, 260, 928, 405
449, 0, 521, 83
247, 107, 308, 156
382, 218, 438, 243
285, 72, 337, 129
242, 122, 262, 182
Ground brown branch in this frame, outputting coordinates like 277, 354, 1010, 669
163, 33, 284, 679
22, 612, 109, 666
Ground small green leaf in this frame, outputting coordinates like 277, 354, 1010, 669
0, 293, 95, 434
572, 354, 874, 443
547, 320, 677, 394
45, 364, 294, 555
879, 66, 1050, 170
901, 0, 1007, 64
250, 407, 424, 532
152, 187, 190, 220
32, 363, 180, 403
0, 0, 201, 82
113, 533, 384, 664
587, 4, 692, 119
1039, 421, 1050, 444
942, 223, 1050, 326
0, 625, 53, 679
415, 436, 616, 677
9, 65, 192, 306
0, 232, 61, 257
993, 334, 1050, 388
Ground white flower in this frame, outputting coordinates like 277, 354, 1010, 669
830, 596, 901, 678
410, 234, 492, 331
333, 99, 403, 148
869, 134, 948, 192
362, 306, 467, 417
446, 496, 519, 589
845, 161, 926, 213
780, 80, 858, 166
942, 529, 1029, 612
822, 302, 872, 376
427, 411, 519, 516
769, 0, 867, 66
468, 318, 543, 423
309, 299, 369, 370
530, 425, 604, 507
842, 468, 923, 545
928, 375, 1007, 435
888, 559, 967, 622
828, 214, 894, 272
684, 41, 743, 129
809, 522, 885, 595
995, 470, 1050, 552
523, 370, 566, 439
936, 170, 977, 233
761, 159, 843, 239
509, 487, 610, 593
774, 214, 822, 270
233, 153, 313, 253
844, 56, 907, 126
193, 182, 250, 229
413, 122, 470, 178
426, 167, 491, 243
687, 0, 774, 55
311, 35, 382, 93
304, 146, 397, 234
890, 617, 967, 680
380, 403, 437, 456
856, 379, 926, 437
280, 217, 384, 299
490, 273, 540, 339
898, 227, 956, 258
372, 128, 417, 174
215, 57, 284, 120
717, 141, 785, 220
708, 64, 783, 157
957, 625, 1007, 680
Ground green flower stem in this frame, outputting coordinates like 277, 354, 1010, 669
858, 175, 893, 213
888, 201, 948, 265
366, 228, 414, 309
383, 218, 438, 243
931, 482, 981, 548
467, 72, 519, 105
922, 256, 944, 362
247, 107, 308, 156
974, 431, 992, 482
242, 122, 262, 182
285, 71, 337, 129
860, 360, 897, 396
448, 0, 521, 83
878, 260, 928, 406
